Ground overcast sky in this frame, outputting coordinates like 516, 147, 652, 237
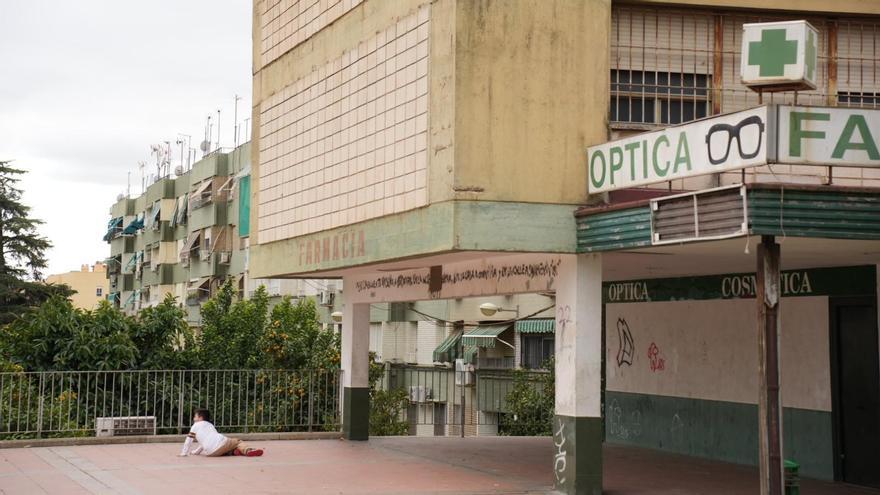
0, 1, 252, 277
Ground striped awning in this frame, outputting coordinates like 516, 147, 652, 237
515, 318, 555, 334
461, 324, 512, 348
463, 346, 479, 365
432, 332, 461, 363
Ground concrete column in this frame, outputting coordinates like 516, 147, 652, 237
341, 299, 370, 441
553, 253, 603, 495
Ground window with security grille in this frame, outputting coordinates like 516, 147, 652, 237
610, 7, 880, 127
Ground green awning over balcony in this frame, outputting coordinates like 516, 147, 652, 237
515, 318, 555, 334
122, 215, 144, 235
461, 324, 512, 348
463, 345, 478, 365
125, 253, 138, 271
432, 332, 461, 363
103, 217, 123, 241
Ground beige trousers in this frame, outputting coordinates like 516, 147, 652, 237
208, 437, 251, 457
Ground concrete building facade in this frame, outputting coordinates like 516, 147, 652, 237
45, 262, 108, 310
249, 1, 880, 493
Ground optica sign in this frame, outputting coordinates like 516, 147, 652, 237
587, 107, 770, 193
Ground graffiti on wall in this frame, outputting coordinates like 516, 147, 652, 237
553, 418, 568, 485
607, 399, 642, 440
647, 342, 666, 372
616, 318, 634, 367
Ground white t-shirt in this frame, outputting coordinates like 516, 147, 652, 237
181, 420, 228, 456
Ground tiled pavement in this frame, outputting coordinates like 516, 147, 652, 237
1, 436, 878, 494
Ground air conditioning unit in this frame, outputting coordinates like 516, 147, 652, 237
180, 258, 190, 268
455, 359, 475, 386
95, 416, 157, 437
409, 386, 432, 403
219, 251, 231, 264
151, 263, 159, 272
174, 165, 184, 176
319, 290, 334, 306
199, 250, 212, 262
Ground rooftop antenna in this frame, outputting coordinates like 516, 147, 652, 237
138, 161, 146, 194
216, 109, 222, 151
202, 115, 212, 157
163, 141, 173, 177
150, 144, 162, 181
233, 94, 242, 148
244, 117, 251, 143
126, 171, 131, 198
176, 134, 191, 171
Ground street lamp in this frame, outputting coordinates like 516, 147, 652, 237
478, 302, 519, 317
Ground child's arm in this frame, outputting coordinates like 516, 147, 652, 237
179, 432, 196, 456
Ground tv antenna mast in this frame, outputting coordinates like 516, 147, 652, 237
202, 115, 212, 157
233, 94, 242, 148
138, 161, 146, 194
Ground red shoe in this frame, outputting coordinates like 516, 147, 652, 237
245, 449, 264, 457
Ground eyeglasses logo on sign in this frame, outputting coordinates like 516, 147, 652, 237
706, 115, 765, 165
586, 106, 769, 193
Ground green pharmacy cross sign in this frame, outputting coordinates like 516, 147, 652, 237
741, 20, 818, 90
749, 29, 798, 77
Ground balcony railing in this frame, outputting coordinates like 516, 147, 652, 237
0, 369, 341, 439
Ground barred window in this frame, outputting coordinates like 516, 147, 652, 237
610, 7, 880, 128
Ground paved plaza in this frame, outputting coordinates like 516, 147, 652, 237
1, 437, 878, 494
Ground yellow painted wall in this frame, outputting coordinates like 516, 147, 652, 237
46, 265, 109, 310
452, 0, 609, 205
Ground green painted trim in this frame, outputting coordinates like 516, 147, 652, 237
250, 202, 456, 278
603, 265, 875, 303
452, 201, 578, 253
604, 391, 833, 480
250, 200, 579, 278
576, 206, 652, 253
748, 188, 880, 240
343, 387, 369, 441
554, 415, 603, 495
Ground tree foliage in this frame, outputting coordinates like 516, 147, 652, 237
263, 295, 340, 370
132, 294, 197, 369
198, 281, 270, 369
368, 354, 409, 436
0, 161, 59, 324
1, 296, 136, 371
500, 357, 555, 436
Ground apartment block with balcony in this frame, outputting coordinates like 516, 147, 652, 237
102, 143, 341, 326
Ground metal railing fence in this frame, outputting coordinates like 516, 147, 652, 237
381, 365, 553, 437
0, 369, 341, 439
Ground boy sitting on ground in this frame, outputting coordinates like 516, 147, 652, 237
179, 408, 264, 457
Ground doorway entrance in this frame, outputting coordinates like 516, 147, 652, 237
830, 297, 880, 488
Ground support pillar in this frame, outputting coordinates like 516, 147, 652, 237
757, 236, 783, 495
554, 253, 603, 495
341, 300, 370, 440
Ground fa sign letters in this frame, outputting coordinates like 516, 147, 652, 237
778, 106, 880, 167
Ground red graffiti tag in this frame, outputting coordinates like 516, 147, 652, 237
647, 342, 665, 372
